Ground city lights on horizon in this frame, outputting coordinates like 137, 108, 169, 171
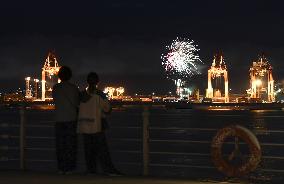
104, 86, 125, 99
2, 44, 282, 104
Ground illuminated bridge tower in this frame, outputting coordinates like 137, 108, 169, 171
248, 54, 274, 102
206, 53, 229, 103
41, 52, 60, 101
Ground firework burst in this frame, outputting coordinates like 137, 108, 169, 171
161, 37, 202, 80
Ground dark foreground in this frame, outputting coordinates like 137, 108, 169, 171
1, 107, 284, 183
0, 171, 243, 184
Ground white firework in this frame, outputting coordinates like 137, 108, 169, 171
161, 37, 202, 80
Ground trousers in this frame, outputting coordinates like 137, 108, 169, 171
55, 121, 77, 172
83, 132, 116, 173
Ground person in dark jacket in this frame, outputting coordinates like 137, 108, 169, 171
52, 66, 80, 174
79, 72, 121, 176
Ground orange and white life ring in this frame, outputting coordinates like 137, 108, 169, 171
211, 125, 262, 177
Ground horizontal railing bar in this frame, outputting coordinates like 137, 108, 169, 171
150, 151, 284, 160
150, 152, 210, 156
149, 127, 284, 133
3, 137, 284, 147
110, 126, 141, 129
25, 136, 54, 139
25, 148, 55, 151
26, 159, 56, 162
263, 130, 284, 133
2, 136, 142, 141
149, 163, 215, 169
151, 114, 244, 117
110, 138, 141, 142
149, 127, 218, 131
261, 143, 284, 146
26, 121, 54, 124
112, 150, 141, 154
115, 162, 142, 166
262, 156, 284, 160
25, 125, 53, 128
260, 168, 284, 173
151, 114, 284, 118
25, 160, 143, 167
150, 140, 211, 144
150, 139, 284, 146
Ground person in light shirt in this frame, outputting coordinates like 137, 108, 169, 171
78, 72, 121, 176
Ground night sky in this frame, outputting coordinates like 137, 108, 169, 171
1, 0, 284, 95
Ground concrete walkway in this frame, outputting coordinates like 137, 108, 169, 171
0, 171, 244, 184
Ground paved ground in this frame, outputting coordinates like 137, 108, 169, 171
0, 171, 244, 184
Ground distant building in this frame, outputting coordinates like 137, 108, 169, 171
24, 77, 41, 100
24, 51, 61, 101
3, 92, 24, 102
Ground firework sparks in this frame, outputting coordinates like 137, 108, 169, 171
161, 37, 202, 80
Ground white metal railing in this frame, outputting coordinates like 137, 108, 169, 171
19, 107, 26, 170
1, 105, 284, 177
16, 106, 151, 175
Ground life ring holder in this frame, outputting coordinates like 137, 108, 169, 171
211, 125, 262, 177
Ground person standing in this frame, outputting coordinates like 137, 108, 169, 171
52, 66, 80, 174
78, 72, 121, 175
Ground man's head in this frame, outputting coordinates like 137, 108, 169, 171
87, 72, 99, 86
58, 66, 72, 81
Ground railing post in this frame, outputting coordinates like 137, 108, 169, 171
19, 106, 26, 170
142, 105, 150, 176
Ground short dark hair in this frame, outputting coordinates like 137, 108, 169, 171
87, 72, 99, 85
58, 66, 72, 81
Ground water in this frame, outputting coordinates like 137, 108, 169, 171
0, 106, 284, 183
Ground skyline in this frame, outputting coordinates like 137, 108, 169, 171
1, 41, 283, 95
4, 51, 281, 97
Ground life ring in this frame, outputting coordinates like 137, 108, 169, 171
211, 125, 262, 177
